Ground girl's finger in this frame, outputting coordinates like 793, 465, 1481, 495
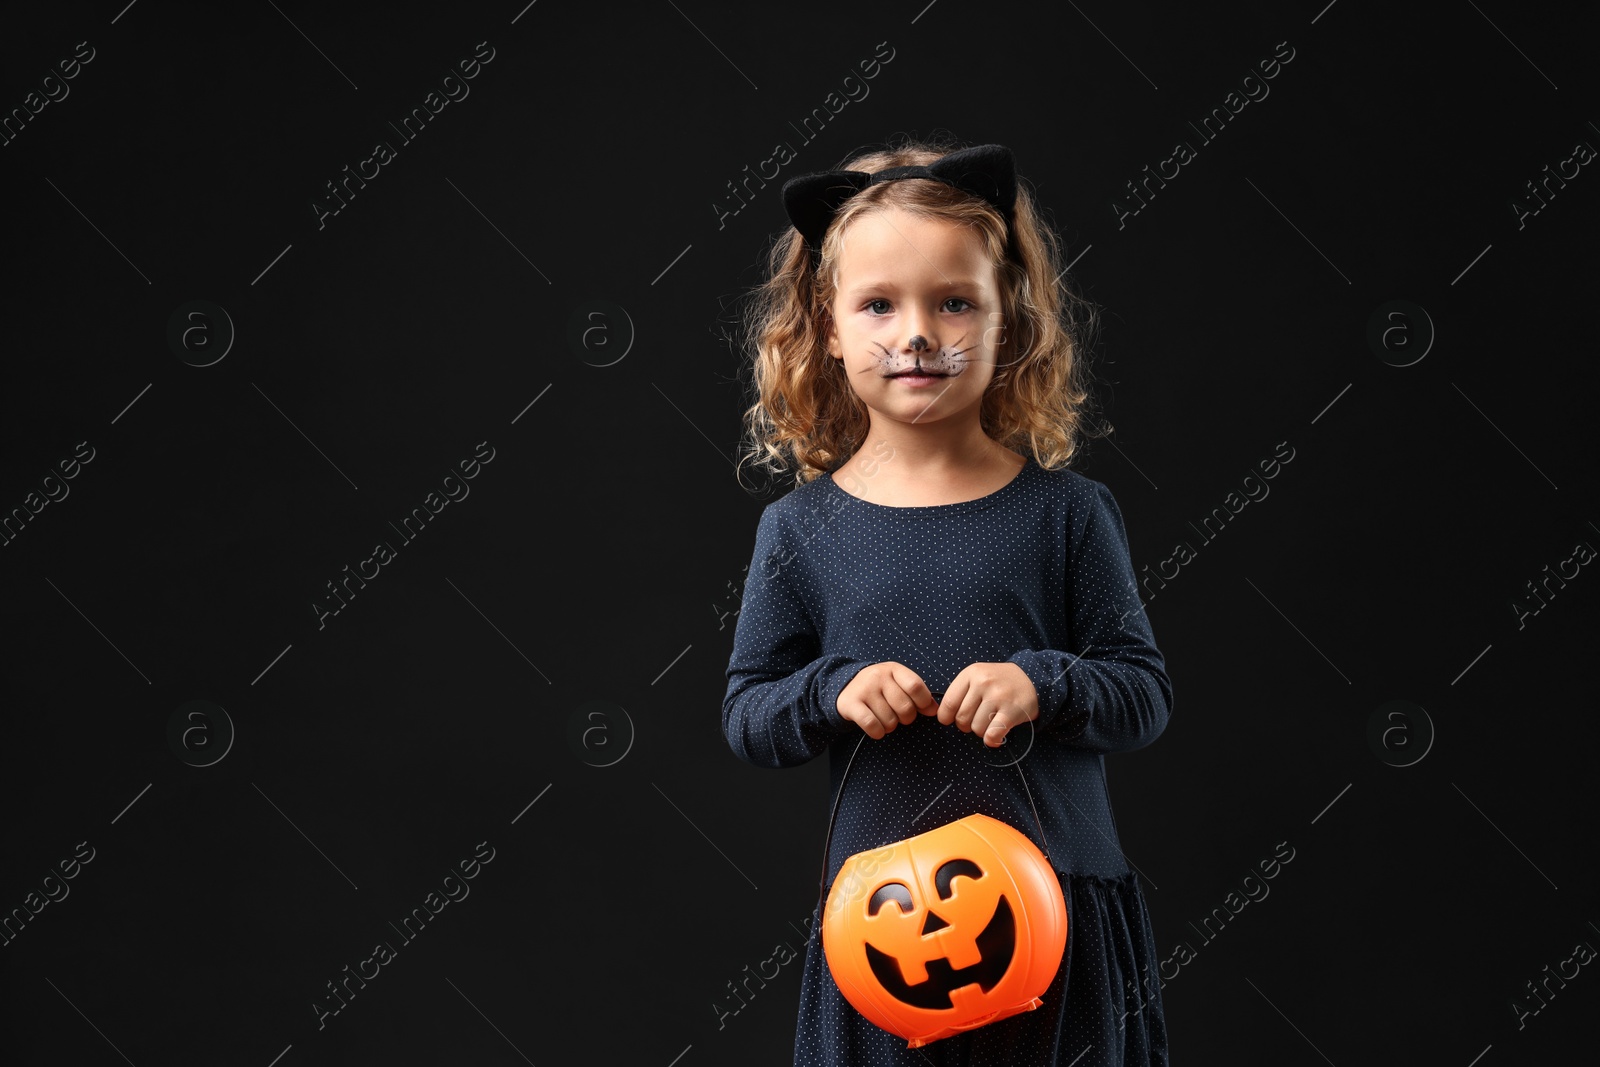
937, 679, 968, 726
886, 686, 919, 724
845, 697, 885, 738
893, 668, 938, 714
982, 707, 1013, 747
976, 698, 1014, 743
969, 698, 996, 738
955, 694, 982, 731
864, 693, 899, 736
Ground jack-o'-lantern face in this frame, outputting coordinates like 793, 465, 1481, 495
863, 857, 1013, 1008
821, 814, 1067, 1048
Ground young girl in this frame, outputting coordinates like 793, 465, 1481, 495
723, 138, 1173, 1066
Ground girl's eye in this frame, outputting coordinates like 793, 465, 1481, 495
864, 298, 973, 315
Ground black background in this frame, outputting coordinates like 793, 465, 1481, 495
2, 2, 1597, 1064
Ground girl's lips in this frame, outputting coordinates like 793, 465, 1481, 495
891, 373, 947, 387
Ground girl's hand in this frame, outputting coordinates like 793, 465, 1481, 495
937, 662, 1040, 747
837, 662, 938, 740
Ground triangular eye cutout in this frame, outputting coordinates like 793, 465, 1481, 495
921, 910, 950, 936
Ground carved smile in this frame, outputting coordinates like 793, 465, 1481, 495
863, 895, 1016, 1009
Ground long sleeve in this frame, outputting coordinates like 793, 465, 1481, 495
722, 504, 874, 768
1007, 480, 1173, 753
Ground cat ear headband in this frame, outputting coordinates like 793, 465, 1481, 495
780, 143, 1018, 267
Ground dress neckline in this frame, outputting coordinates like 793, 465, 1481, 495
822, 454, 1036, 515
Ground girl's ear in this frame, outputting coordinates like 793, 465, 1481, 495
824, 315, 841, 359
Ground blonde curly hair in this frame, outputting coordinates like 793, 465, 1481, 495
734, 135, 1108, 490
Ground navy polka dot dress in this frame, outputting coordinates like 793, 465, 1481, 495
723, 455, 1173, 1066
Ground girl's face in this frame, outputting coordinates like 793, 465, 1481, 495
824, 206, 1002, 432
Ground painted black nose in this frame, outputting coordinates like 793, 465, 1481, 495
921, 910, 950, 935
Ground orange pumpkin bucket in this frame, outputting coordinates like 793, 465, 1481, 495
816, 733, 1068, 1048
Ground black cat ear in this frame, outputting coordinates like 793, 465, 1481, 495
782, 170, 871, 256
926, 144, 1016, 220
